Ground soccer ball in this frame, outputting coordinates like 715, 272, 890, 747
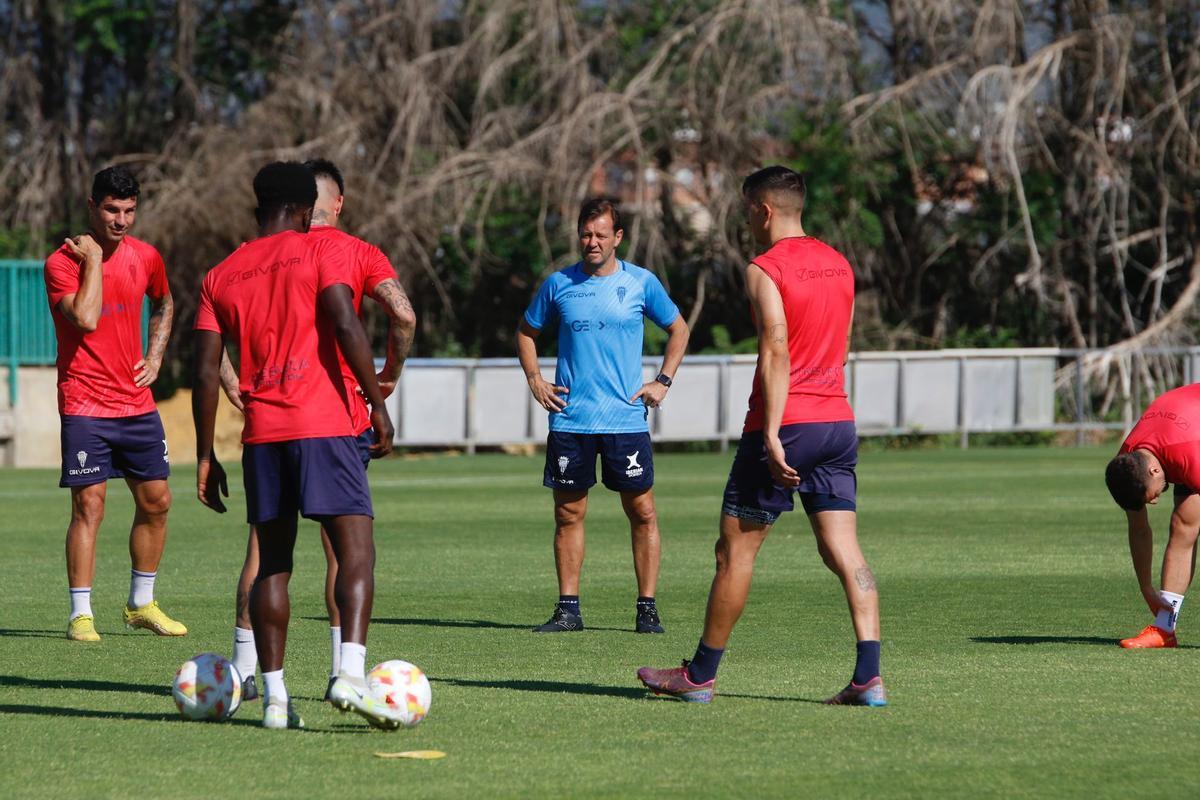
367, 659, 431, 727
172, 653, 242, 721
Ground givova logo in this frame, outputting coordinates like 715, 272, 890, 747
69, 449, 101, 478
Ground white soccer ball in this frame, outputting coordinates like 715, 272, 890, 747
172, 652, 242, 721
367, 659, 431, 727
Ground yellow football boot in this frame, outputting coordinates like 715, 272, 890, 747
67, 614, 101, 642
123, 600, 188, 636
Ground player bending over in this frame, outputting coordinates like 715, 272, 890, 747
45, 166, 185, 642
1104, 384, 1200, 648
193, 162, 398, 729
224, 159, 416, 702
638, 166, 885, 706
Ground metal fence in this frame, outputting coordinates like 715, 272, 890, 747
386, 347, 1200, 451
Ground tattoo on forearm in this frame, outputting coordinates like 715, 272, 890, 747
219, 350, 239, 391
146, 296, 173, 362
374, 279, 415, 378
854, 566, 877, 593
768, 323, 787, 344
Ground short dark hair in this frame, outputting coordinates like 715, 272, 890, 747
253, 161, 318, 214
90, 166, 139, 203
303, 158, 344, 195
1105, 451, 1153, 511
742, 165, 806, 212
577, 197, 622, 235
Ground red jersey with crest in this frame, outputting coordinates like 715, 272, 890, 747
306, 225, 397, 433
195, 230, 356, 444
44, 235, 169, 417
1120, 384, 1200, 489
743, 236, 855, 433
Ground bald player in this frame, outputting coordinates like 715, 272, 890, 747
1105, 383, 1200, 648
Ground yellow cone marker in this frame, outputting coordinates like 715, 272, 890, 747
374, 750, 446, 760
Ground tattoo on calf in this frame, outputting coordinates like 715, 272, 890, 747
854, 566, 877, 592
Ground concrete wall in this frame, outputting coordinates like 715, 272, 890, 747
1, 366, 60, 468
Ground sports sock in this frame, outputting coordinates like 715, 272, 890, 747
129, 569, 156, 608
1156, 591, 1185, 633
687, 639, 724, 684
558, 595, 580, 616
329, 626, 342, 677
340, 642, 367, 680
636, 596, 656, 612
262, 669, 286, 704
852, 640, 882, 685
232, 627, 257, 681
69, 588, 92, 620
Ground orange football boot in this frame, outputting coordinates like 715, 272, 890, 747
1119, 624, 1177, 648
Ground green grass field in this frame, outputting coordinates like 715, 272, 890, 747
2, 446, 1199, 798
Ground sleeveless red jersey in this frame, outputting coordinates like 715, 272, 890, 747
742, 236, 855, 433
1120, 384, 1200, 489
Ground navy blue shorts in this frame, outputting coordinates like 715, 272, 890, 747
722, 421, 858, 525
355, 426, 377, 467
543, 431, 654, 493
242, 436, 373, 524
59, 411, 170, 488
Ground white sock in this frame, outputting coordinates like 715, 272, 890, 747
1156, 591, 1185, 632
329, 627, 342, 677
69, 588, 92, 620
232, 627, 257, 681
262, 669, 287, 704
129, 569, 156, 608
339, 642, 366, 679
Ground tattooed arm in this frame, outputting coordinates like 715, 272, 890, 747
370, 277, 417, 396
218, 348, 244, 411
135, 291, 174, 388
746, 263, 798, 487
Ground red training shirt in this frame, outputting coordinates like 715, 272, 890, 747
195, 230, 357, 444
743, 236, 855, 433
44, 235, 169, 418
1120, 383, 1200, 489
306, 225, 397, 434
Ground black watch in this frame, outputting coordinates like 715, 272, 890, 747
654, 373, 673, 388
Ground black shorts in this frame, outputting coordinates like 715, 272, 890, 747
242, 436, 373, 524
543, 431, 654, 493
722, 421, 858, 525
59, 411, 170, 488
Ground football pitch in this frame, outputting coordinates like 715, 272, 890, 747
2, 446, 1199, 799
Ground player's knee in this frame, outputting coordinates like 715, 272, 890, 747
816, 541, 838, 572
71, 492, 106, 525
139, 485, 172, 517
554, 505, 585, 529
627, 503, 656, 530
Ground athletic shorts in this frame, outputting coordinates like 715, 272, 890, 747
59, 411, 170, 488
543, 431, 654, 493
722, 421, 858, 525
242, 436, 373, 524
355, 426, 377, 467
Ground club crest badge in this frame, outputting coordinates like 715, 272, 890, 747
617, 286, 627, 303
77, 450, 88, 468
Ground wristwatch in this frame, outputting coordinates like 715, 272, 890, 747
654, 373, 673, 388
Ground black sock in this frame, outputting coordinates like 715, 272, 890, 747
557, 595, 580, 616
852, 640, 881, 685
636, 596, 656, 613
687, 639, 724, 684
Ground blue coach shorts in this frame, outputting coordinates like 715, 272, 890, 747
242, 436, 373, 524
722, 421, 858, 525
59, 411, 170, 488
543, 431, 655, 493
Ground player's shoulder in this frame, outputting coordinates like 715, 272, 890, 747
44, 242, 75, 269
796, 236, 851, 265
122, 235, 163, 262
542, 263, 584, 289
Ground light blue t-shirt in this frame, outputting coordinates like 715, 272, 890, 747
523, 260, 680, 433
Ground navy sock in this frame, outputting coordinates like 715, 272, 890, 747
636, 596, 656, 611
852, 640, 881, 685
558, 595, 580, 616
687, 639, 724, 684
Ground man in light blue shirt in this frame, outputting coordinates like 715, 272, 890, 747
517, 198, 690, 633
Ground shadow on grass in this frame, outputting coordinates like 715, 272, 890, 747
0, 704, 257, 726
0, 675, 170, 696
337, 616, 628, 633
0, 628, 140, 639
971, 634, 1200, 650
432, 676, 646, 700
